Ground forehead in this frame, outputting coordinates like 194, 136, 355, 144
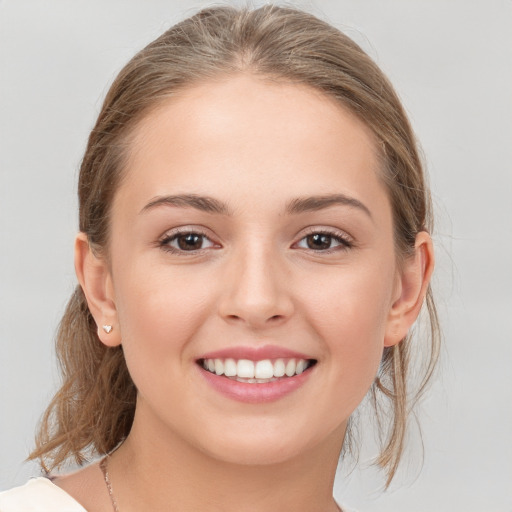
116, 74, 387, 215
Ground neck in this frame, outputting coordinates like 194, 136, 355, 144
109, 408, 345, 512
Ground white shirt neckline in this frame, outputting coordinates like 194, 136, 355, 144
0, 477, 87, 511
1, 477, 357, 512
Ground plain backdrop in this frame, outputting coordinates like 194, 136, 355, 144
1, 1, 511, 510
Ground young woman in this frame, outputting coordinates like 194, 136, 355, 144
0, 5, 439, 511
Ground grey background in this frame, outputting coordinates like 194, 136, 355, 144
1, 0, 511, 510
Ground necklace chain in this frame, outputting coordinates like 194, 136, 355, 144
99, 455, 343, 512
100, 456, 120, 512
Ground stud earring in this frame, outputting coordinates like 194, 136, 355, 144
102, 325, 113, 334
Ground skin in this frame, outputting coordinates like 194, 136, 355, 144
57, 74, 434, 512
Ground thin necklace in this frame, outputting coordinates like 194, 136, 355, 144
100, 456, 120, 512
99, 455, 343, 512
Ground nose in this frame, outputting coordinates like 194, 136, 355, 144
218, 242, 294, 329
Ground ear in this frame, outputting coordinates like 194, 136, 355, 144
74, 232, 121, 347
384, 232, 434, 347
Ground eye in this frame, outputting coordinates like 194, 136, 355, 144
295, 231, 352, 251
160, 230, 217, 253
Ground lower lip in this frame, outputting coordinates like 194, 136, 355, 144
197, 365, 314, 403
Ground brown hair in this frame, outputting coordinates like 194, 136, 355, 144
29, 5, 440, 486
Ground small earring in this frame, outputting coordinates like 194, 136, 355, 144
102, 325, 113, 334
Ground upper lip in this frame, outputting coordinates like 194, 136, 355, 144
198, 345, 315, 361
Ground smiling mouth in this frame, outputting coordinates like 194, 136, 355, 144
198, 358, 317, 383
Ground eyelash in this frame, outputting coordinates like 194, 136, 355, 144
158, 228, 218, 254
158, 227, 353, 255
294, 228, 353, 253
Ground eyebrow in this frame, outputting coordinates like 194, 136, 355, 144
286, 194, 372, 219
140, 192, 372, 219
140, 194, 232, 215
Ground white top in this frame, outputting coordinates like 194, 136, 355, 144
0, 478, 357, 511
0, 478, 86, 511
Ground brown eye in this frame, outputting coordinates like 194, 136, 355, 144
177, 233, 204, 250
305, 233, 332, 250
162, 231, 216, 252
295, 231, 351, 252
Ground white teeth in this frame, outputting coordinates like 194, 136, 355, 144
224, 358, 237, 377
274, 358, 285, 377
214, 359, 224, 375
201, 357, 313, 381
237, 359, 255, 378
255, 360, 274, 379
285, 359, 296, 377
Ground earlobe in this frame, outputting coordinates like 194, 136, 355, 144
74, 232, 121, 347
384, 232, 434, 347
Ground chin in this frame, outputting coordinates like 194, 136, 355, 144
203, 440, 306, 466
193, 420, 335, 467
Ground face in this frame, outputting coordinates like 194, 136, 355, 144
102, 75, 400, 465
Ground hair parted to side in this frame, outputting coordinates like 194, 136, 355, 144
29, 4, 440, 486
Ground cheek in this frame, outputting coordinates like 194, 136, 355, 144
112, 262, 216, 368
111, 263, 223, 420
306, 258, 394, 341
304, 258, 395, 403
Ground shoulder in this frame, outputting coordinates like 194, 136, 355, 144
0, 478, 87, 512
